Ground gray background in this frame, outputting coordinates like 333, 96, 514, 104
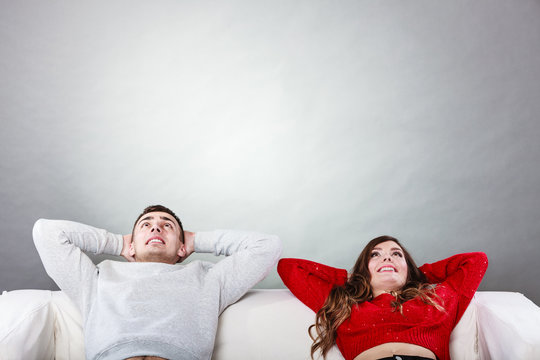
1, 0, 539, 305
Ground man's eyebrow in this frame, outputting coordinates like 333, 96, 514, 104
137, 215, 154, 225
160, 216, 175, 225
137, 215, 176, 226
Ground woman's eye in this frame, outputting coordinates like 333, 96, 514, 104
393, 252, 403, 257
371, 252, 379, 257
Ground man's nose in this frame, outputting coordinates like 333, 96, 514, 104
151, 225, 161, 233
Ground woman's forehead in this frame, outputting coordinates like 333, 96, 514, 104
372, 240, 402, 250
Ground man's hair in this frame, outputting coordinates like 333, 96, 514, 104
132, 204, 185, 243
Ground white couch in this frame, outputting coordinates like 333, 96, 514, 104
1, 289, 539, 360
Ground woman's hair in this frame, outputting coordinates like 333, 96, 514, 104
309, 235, 444, 359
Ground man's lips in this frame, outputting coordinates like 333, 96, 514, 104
146, 236, 165, 245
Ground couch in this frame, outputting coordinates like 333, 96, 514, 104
1, 289, 539, 360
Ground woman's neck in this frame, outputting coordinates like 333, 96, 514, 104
372, 288, 398, 298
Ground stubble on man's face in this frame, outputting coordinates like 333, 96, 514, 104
131, 212, 184, 264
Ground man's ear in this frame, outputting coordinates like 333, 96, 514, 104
129, 242, 136, 257
177, 243, 186, 258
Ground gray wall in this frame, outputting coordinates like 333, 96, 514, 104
1, 0, 539, 305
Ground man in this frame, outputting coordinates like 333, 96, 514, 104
33, 205, 282, 360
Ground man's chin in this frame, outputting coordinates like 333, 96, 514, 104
135, 251, 176, 264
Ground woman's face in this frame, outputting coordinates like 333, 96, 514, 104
368, 240, 408, 295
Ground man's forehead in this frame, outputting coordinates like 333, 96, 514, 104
137, 212, 179, 226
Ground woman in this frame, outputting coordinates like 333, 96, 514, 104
278, 235, 488, 360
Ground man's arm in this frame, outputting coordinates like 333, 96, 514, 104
32, 219, 124, 313
192, 230, 282, 313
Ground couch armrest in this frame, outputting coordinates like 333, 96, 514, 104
0, 290, 55, 360
474, 292, 540, 359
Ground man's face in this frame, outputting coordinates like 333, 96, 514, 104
129, 211, 185, 264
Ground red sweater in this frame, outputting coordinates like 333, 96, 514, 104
278, 252, 488, 360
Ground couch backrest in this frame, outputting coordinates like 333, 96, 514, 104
0, 289, 480, 360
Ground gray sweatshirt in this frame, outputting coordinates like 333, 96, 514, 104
33, 219, 282, 360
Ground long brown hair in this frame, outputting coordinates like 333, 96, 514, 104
309, 236, 443, 359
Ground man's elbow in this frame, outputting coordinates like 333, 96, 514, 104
32, 218, 47, 241
264, 235, 283, 264
32, 218, 56, 247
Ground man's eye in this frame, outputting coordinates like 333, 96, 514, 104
165, 223, 171, 228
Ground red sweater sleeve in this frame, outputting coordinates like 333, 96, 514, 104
278, 258, 348, 313
419, 252, 488, 322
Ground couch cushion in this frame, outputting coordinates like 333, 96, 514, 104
214, 289, 479, 360
51, 291, 85, 360
449, 295, 479, 360
213, 289, 344, 360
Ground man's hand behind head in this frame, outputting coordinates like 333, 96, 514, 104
121, 234, 136, 262
178, 231, 195, 263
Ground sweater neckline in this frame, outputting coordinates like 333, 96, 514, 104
370, 292, 394, 302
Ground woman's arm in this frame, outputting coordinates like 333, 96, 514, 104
278, 258, 348, 313
419, 252, 488, 320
